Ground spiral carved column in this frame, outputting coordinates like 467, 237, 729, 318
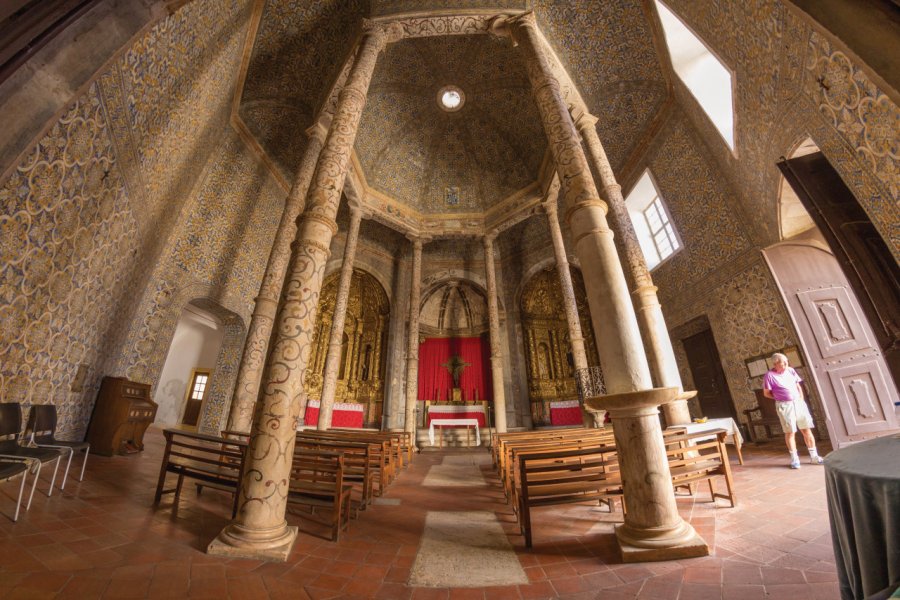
504, 12, 707, 561
208, 22, 388, 561
226, 125, 327, 433
403, 237, 424, 436
317, 205, 364, 430
483, 233, 507, 433
543, 200, 602, 427
574, 111, 692, 426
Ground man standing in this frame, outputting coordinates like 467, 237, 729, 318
762, 352, 824, 469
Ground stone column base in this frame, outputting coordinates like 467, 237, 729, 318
207, 525, 298, 562
615, 522, 709, 562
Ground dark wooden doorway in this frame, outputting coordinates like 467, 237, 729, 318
682, 328, 736, 420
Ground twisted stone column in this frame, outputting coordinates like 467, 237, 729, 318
483, 233, 508, 433
208, 22, 388, 561
574, 111, 691, 426
403, 237, 424, 435
504, 12, 706, 561
226, 125, 327, 433
543, 200, 602, 427
317, 205, 364, 430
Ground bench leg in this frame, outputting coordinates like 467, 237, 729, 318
173, 474, 185, 516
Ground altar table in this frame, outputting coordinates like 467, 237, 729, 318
428, 418, 481, 447
426, 404, 486, 427
825, 434, 900, 600
668, 417, 744, 464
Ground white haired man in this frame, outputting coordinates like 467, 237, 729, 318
762, 352, 824, 469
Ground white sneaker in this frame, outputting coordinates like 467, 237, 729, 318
809, 455, 824, 465
790, 459, 801, 469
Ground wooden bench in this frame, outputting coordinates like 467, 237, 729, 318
743, 390, 782, 442
517, 446, 623, 548
154, 429, 247, 517
295, 436, 380, 512
299, 430, 393, 490
287, 448, 353, 541
665, 429, 736, 507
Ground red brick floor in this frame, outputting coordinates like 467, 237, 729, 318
0, 428, 839, 599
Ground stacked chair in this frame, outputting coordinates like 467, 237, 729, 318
26, 404, 91, 490
0, 402, 67, 521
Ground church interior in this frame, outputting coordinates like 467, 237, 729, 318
1, 0, 898, 598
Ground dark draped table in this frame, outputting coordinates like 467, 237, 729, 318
824, 434, 900, 599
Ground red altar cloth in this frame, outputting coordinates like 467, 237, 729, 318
303, 399, 364, 428
550, 400, 583, 426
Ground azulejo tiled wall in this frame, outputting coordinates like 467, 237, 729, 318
0, 85, 141, 438
0, 0, 258, 438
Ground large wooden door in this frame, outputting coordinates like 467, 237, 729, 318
682, 328, 735, 420
764, 242, 898, 447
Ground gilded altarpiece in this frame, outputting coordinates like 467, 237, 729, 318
521, 267, 600, 425
305, 270, 390, 427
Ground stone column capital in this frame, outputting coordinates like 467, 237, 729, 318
571, 108, 598, 133
542, 198, 558, 217
406, 234, 430, 249
483, 230, 498, 246
305, 121, 329, 144
360, 19, 390, 52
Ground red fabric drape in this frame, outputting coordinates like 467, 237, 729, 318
417, 336, 492, 401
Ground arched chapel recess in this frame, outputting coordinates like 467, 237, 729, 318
305, 269, 390, 427
520, 266, 600, 425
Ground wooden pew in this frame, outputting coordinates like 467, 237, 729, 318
665, 429, 736, 507
154, 429, 247, 517
295, 435, 381, 511
517, 445, 623, 548
287, 448, 353, 541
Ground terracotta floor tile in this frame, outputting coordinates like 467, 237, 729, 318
0, 434, 843, 600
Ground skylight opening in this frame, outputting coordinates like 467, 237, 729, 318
437, 85, 465, 112
655, 0, 735, 150
624, 170, 682, 269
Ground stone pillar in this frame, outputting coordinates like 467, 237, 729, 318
317, 205, 364, 430
574, 111, 692, 425
483, 233, 508, 433
505, 13, 650, 394
403, 237, 424, 435
208, 21, 388, 561
543, 200, 603, 427
504, 12, 707, 562
226, 125, 327, 433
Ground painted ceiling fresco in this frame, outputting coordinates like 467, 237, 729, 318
239, 0, 667, 214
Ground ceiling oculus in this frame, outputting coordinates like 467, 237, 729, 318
437, 86, 465, 112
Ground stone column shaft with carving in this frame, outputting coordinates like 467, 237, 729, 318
506, 12, 706, 562
483, 234, 507, 433
575, 113, 691, 425
317, 206, 364, 430
544, 200, 601, 427
226, 127, 326, 433
403, 238, 424, 435
507, 13, 650, 394
208, 22, 387, 561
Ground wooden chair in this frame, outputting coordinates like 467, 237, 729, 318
743, 390, 782, 442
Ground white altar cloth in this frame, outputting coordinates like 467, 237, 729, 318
429, 418, 481, 447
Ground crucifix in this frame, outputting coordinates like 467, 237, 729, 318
442, 354, 470, 389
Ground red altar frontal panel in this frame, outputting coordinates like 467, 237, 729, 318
418, 336, 492, 402
303, 399, 364, 428
550, 400, 583, 426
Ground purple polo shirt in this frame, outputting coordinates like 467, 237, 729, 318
763, 367, 802, 402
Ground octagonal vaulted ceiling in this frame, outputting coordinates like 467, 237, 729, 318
239, 0, 668, 221
355, 34, 545, 213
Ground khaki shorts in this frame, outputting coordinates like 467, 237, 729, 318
775, 398, 815, 433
